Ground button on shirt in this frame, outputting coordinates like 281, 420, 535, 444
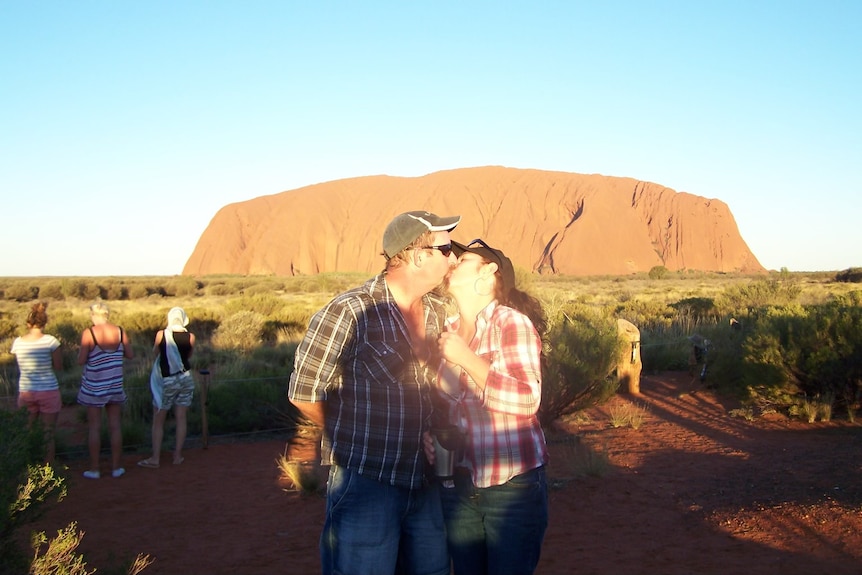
289, 273, 447, 490
442, 301, 548, 488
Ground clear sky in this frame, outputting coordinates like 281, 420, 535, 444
1, 1, 859, 276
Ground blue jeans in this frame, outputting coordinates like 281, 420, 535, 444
440, 466, 549, 575
322, 465, 449, 575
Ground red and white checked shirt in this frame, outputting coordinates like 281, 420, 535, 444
440, 301, 548, 488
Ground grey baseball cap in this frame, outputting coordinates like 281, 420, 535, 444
383, 211, 461, 259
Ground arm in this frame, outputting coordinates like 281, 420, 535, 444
152, 330, 163, 355
481, 311, 543, 416
186, 333, 196, 358
290, 399, 325, 428
52, 346, 63, 372
288, 300, 355, 424
441, 310, 542, 416
77, 329, 93, 366
122, 328, 134, 360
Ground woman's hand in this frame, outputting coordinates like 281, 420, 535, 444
437, 332, 471, 367
422, 430, 436, 465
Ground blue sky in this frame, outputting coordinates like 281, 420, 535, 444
1, 1, 858, 276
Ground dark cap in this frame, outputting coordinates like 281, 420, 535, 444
452, 238, 516, 297
383, 211, 461, 259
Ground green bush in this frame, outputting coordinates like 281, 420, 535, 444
0, 409, 60, 573
212, 311, 267, 350
39, 281, 65, 301
648, 265, 668, 280
740, 300, 862, 414
835, 267, 862, 283
540, 304, 621, 425
61, 280, 102, 300
4, 283, 39, 302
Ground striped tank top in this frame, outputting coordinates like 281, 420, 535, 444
77, 327, 127, 407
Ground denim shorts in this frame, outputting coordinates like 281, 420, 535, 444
321, 464, 449, 575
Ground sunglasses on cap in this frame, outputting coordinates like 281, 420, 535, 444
416, 243, 453, 257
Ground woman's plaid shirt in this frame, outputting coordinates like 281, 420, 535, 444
289, 273, 447, 489
441, 301, 549, 488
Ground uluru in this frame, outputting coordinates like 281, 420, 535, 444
182, 166, 764, 277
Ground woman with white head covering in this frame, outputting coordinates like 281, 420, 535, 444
138, 307, 196, 468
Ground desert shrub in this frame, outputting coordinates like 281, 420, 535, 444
739, 300, 862, 414
243, 280, 285, 295
121, 311, 166, 337
164, 277, 200, 297
669, 297, 718, 323
203, 378, 290, 433
835, 267, 862, 283
4, 283, 39, 302
716, 278, 801, 317
102, 281, 129, 300
206, 283, 232, 296
127, 284, 149, 300
39, 282, 64, 301
648, 265, 668, 280
540, 304, 621, 425
222, 294, 285, 317
0, 409, 56, 572
46, 310, 89, 348
212, 311, 267, 350
61, 280, 102, 301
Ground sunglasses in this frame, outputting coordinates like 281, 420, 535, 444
417, 243, 453, 257
467, 238, 493, 250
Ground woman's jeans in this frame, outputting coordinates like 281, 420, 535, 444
322, 464, 449, 575
440, 466, 549, 575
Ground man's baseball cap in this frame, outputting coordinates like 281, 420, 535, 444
383, 211, 461, 259
452, 238, 516, 296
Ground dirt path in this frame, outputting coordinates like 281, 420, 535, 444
22, 372, 862, 574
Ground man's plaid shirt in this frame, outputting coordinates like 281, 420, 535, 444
289, 272, 447, 489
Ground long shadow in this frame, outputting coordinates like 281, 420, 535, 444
540, 372, 862, 575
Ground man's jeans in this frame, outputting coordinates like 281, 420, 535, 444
440, 466, 549, 575
321, 465, 449, 575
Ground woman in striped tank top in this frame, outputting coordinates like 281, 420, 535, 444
77, 301, 134, 479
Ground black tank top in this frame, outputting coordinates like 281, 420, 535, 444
158, 331, 192, 377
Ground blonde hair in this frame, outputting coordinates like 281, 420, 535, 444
89, 301, 110, 318
385, 229, 436, 270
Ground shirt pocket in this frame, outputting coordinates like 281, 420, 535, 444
359, 340, 408, 384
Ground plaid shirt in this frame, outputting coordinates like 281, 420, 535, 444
442, 301, 548, 488
288, 272, 446, 489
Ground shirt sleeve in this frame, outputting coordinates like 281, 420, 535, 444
288, 299, 356, 403
481, 309, 543, 417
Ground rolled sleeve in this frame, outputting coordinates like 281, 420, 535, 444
481, 312, 543, 416
289, 301, 355, 403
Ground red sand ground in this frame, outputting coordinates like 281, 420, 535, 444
23, 372, 862, 575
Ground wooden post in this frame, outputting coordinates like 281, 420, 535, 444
199, 369, 210, 449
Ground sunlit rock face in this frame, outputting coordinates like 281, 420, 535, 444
182, 166, 764, 277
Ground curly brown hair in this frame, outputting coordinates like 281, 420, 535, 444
26, 301, 49, 329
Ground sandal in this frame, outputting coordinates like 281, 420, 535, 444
173, 456, 184, 465
137, 459, 160, 469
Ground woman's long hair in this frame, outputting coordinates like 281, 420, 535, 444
499, 286, 547, 339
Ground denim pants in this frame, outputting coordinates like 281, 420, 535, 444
321, 465, 449, 575
440, 466, 549, 575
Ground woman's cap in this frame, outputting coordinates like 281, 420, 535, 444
452, 239, 516, 297
383, 211, 461, 259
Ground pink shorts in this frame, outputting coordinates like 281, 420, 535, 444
18, 390, 62, 415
